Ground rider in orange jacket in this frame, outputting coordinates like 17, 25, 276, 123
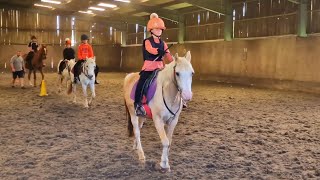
73, 34, 94, 83
73, 34, 99, 84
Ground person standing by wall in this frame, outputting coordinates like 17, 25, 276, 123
10, 50, 26, 89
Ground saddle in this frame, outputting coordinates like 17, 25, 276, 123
130, 69, 160, 118
71, 61, 84, 74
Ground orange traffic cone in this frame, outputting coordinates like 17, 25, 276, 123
39, 80, 48, 96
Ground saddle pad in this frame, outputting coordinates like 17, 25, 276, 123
130, 78, 157, 104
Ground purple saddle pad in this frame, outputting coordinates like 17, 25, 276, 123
130, 79, 157, 103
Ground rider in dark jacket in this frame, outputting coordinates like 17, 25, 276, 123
58, 38, 75, 74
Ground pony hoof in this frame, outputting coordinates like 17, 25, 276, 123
139, 156, 146, 162
160, 167, 171, 173
138, 152, 145, 161
132, 145, 137, 150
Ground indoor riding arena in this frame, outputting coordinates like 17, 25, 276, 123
0, 0, 319, 179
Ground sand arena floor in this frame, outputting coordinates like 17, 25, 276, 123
0, 72, 319, 179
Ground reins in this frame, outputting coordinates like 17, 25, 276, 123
162, 63, 182, 123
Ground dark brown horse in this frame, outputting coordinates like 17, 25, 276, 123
23, 45, 47, 87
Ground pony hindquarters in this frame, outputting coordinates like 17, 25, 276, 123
57, 59, 73, 93
124, 73, 146, 161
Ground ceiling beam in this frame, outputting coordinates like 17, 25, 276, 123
287, 0, 299, 4
175, 0, 225, 15
105, 15, 148, 26
115, 2, 180, 23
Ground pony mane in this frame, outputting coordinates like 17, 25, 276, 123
86, 57, 95, 62
158, 54, 193, 83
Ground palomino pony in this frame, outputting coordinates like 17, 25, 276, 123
24, 45, 47, 87
124, 51, 194, 172
67, 58, 96, 108
57, 59, 74, 93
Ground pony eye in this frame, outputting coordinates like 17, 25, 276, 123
192, 72, 194, 76
175, 72, 180, 76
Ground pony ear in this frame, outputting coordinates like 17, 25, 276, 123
185, 51, 191, 62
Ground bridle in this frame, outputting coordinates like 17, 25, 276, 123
81, 60, 95, 80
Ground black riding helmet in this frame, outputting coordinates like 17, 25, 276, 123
81, 34, 89, 41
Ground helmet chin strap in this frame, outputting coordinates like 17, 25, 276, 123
151, 31, 162, 39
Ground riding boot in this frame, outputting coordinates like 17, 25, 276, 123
73, 61, 80, 83
134, 102, 146, 116
74, 75, 78, 83
73, 70, 78, 83
94, 65, 99, 84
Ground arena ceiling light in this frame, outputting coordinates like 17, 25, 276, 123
114, 0, 130, 3
98, 3, 117, 8
41, 0, 62, 4
88, 6, 106, 11
34, 3, 54, 9
78, 10, 95, 15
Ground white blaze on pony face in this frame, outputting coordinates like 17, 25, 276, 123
42, 45, 47, 59
174, 51, 194, 101
84, 57, 96, 80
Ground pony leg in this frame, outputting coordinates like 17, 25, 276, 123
131, 115, 145, 161
40, 69, 44, 86
154, 117, 171, 171
57, 74, 63, 93
28, 71, 33, 86
33, 70, 36, 87
139, 118, 145, 129
40, 69, 44, 81
163, 117, 179, 169
72, 83, 77, 103
88, 82, 95, 105
82, 83, 89, 108
166, 118, 178, 147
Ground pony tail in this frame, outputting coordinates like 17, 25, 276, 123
125, 100, 134, 137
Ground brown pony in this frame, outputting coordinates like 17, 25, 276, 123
23, 45, 47, 87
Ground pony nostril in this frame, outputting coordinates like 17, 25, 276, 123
182, 91, 192, 101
